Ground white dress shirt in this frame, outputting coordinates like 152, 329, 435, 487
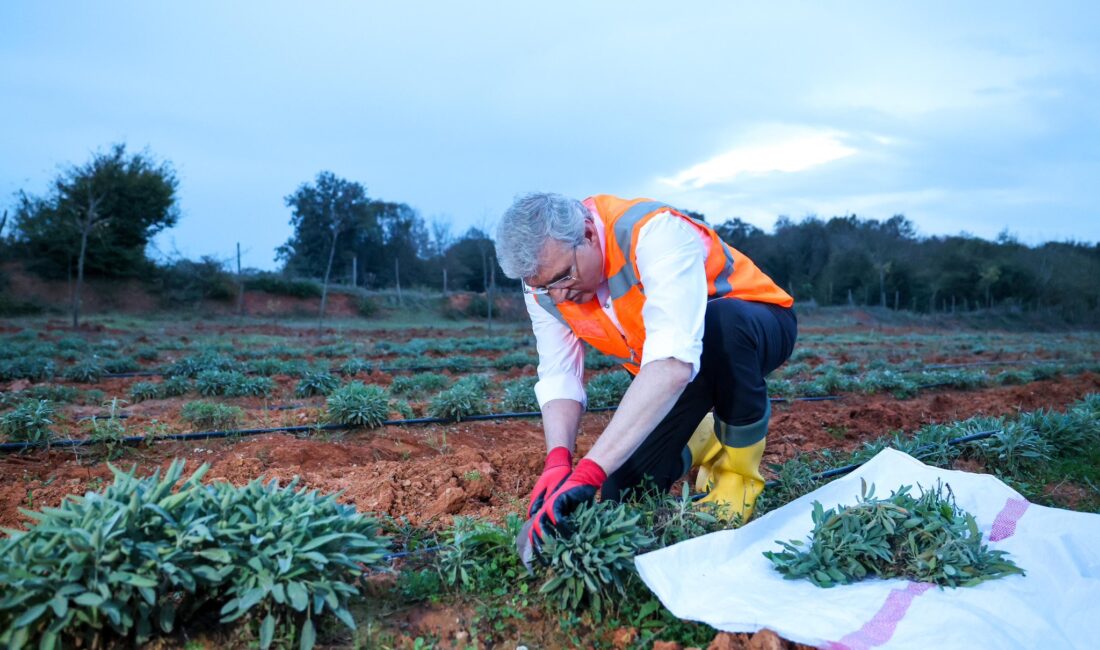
526, 209, 711, 409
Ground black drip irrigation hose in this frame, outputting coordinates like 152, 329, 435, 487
922, 359, 1050, 371
102, 355, 1077, 379
382, 544, 446, 562
103, 363, 513, 379
2, 396, 840, 453
757, 428, 1000, 490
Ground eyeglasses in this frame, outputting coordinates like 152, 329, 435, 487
522, 247, 579, 295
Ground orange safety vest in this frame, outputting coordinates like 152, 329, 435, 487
535, 195, 793, 375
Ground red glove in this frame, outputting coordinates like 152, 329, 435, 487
528, 447, 573, 519
528, 458, 607, 551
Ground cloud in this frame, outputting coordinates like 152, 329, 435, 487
660, 125, 858, 189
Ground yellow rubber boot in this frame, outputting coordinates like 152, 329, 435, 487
695, 437, 767, 523
685, 413, 722, 492
695, 403, 770, 523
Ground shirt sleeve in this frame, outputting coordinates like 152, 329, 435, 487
635, 213, 709, 379
525, 292, 587, 409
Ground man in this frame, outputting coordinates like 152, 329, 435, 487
495, 193, 796, 546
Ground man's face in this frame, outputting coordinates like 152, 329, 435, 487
525, 220, 603, 305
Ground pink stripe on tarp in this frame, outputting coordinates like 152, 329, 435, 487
989, 497, 1029, 542
825, 582, 935, 650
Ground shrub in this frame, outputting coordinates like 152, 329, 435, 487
242, 272, 322, 298
0, 399, 55, 444
337, 357, 373, 376
135, 346, 160, 361
391, 399, 415, 419
492, 352, 538, 370
247, 358, 306, 377
436, 515, 525, 592
539, 501, 655, 612
159, 375, 191, 397
0, 357, 56, 382
501, 376, 539, 412
858, 369, 919, 399
63, 358, 105, 383
0, 460, 389, 649
453, 373, 492, 392
325, 382, 390, 428
427, 381, 488, 421
441, 355, 477, 372
764, 480, 1024, 588
0, 385, 79, 409
101, 356, 139, 374
156, 256, 237, 304
975, 420, 1053, 475
586, 372, 632, 408
180, 401, 244, 430
0, 295, 43, 317
315, 342, 356, 358
163, 353, 240, 378
196, 371, 273, 398
295, 371, 340, 397
129, 382, 162, 402
389, 372, 450, 397
357, 296, 379, 317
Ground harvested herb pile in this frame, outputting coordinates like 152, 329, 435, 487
764, 479, 1024, 587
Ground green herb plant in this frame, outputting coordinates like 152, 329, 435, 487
585, 372, 632, 408
0, 461, 390, 650
501, 376, 539, 412
295, 371, 340, 398
538, 501, 655, 612
180, 401, 245, 430
325, 382, 390, 428
427, 379, 488, 421
0, 399, 56, 445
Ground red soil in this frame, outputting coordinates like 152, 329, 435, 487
3, 372, 1098, 531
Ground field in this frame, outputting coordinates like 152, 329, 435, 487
2, 308, 1099, 649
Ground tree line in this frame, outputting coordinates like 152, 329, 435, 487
715, 215, 1100, 319
2, 144, 1098, 324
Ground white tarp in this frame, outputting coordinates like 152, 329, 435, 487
634, 448, 1100, 649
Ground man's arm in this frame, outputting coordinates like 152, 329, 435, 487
524, 292, 588, 452
584, 357, 692, 473
541, 398, 584, 452
584, 214, 708, 476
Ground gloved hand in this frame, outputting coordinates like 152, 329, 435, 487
528, 447, 573, 519
528, 458, 607, 552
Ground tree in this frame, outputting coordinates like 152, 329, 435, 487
11, 144, 179, 326
281, 172, 373, 326
430, 217, 453, 292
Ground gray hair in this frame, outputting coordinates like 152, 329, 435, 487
495, 192, 588, 279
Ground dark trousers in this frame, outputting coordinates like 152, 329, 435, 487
601, 298, 797, 501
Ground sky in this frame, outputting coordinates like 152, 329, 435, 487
2, 1, 1098, 271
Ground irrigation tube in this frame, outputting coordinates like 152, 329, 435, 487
758, 428, 1001, 490
104, 363, 507, 379
1, 396, 841, 453
103, 356, 1071, 379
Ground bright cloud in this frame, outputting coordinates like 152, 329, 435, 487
661, 127, 858, 189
